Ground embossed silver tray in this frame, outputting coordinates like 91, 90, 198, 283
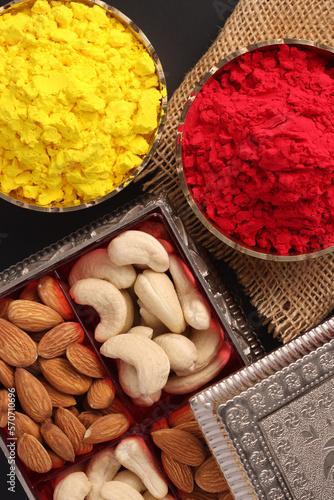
190, 317, 334, 500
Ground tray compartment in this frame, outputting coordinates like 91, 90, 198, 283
0, 194, 264, 499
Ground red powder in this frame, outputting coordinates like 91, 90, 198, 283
181, 44, 334, 255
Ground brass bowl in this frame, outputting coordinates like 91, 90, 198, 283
0, 0, 167, 212
176, 39, 334, 261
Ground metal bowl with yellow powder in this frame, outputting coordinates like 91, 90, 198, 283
0, 0, 167, 212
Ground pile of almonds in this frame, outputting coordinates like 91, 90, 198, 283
0, 275, 131, 474
151, 406, 233, 500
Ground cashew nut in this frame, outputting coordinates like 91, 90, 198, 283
70, 278, 127, 342
163, 345, 232, 394
117, 360, 143, 398
68, 249, 137, 289
53, 471, 91, 500
131, 392, 162, 407
107, 231, 169, 272
120, 290, 135, 333
54, 462, 87, 485
100, 334, 170, 396
114, 437, 168, 499
86, 447, 121, 500
117, 360, 161, 406
113, 470, 146, 492
101, 481, 145, 500
134, 270, 186, 334
143, 493, 175, 500
153, 334, 197, 375
111, 324, 153, 400
138, 300, 166, 336
126, 326, 153, 339
176, 319, 223, 376
169, 255, 211, 330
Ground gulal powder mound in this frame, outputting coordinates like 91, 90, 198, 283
181, 44, 334, 255
0, 0, 165, 207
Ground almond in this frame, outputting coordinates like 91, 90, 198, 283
37, 275, 74, 320
100, 397, 131, 418
17, 433, 52, 473
84, 413, 130, 444
66, 343, 105, 378
178, 485, 218, 500
175, 421, 205, 441
195, 456, 229, 493
14, 412, 42, 443
52, 406, 79, 421
0, 297, 13, 319
0, 358, 15, 389
39, 358, 92, 395
168, 406, 196, 427
15, 368, 53, 422
218, 492, 234, 500
48, 450, 66, 469
19, 281, 41, 302
38, 377, 77, 407
78, 411, 103, 429
151, 428, 206, 467
67, 406, 80, 417
161, 451, 194, 493
40, 421, 76, 462
0, 318, 38, 367
38, 322, 85, 359
0, 389, 8, 427
86, 378, 115, 409
7, 299, 63, 332
54, 407, 93, 455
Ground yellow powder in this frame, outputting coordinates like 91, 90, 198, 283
0, 0, 165, 207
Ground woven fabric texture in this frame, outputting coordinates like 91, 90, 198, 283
136, 0, 334, 343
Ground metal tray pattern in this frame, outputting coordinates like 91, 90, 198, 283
190, 317, 334, 500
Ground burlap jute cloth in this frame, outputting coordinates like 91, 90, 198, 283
136, 0, 334, 344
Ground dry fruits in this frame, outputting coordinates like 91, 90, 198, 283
69, 224, 231, 407
53, 437, 172, 500
151, 407, 234, 500
0, 275, 131, 474
0, 221, 233, 500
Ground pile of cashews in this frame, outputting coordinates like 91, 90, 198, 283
69, 224, 231, 407
53, 436, 174, 500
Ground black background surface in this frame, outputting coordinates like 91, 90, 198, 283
0, 1, 240, 498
